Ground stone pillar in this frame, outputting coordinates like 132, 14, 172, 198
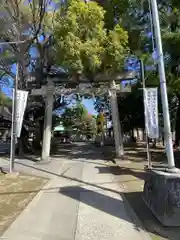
41, 79, 54, 161
109, 81, 124, 158
143, 170, 180, 226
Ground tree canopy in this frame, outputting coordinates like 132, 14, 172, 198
0, 0, 56, 85
92, 0, 180, 144
53, 0, 129, 77
2, 0, 180, 148
61, 103, 96, 138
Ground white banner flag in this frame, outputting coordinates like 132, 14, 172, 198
144, 88, 159, 139
14, 90, 28, 138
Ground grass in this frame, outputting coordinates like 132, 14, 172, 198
0, 173, 47, 235
103, 143, 180, 240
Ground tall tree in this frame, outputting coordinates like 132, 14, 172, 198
0, 0, 55, 86
0, 1, 70, 152
61, 103, 96, 138
53, 0, 129, 78
95, 0, 180, 143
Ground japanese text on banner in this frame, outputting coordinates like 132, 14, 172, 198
144, 88, 159, 139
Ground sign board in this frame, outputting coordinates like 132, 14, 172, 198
14, 90, 28, 138
144, 88, 159, 139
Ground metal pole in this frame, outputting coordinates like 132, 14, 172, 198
109, 80, 124, 158
10, 63, 18, 172
150, 0, 175, 169
140, 60, 152, 169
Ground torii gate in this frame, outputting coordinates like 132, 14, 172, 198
31, 70, 136, 161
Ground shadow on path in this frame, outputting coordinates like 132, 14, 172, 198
95, 166, 147, 181
0, 158, 144, 233
51, 143, 116, 163
59, 185, 142, 232
1, 143, 169, 239
13, 143, 116, 166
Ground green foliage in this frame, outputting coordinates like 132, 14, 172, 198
94, 95, 109, 113
0, 0, 58, 87
92, 0, 180, 143
0, 90, 12, 108
53, 0, 129, 76
61, 103, 96, 137
61, 103, 88, 128
117, 86, 144, 132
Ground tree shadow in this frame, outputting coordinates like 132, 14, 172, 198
126, 150, 166, 163
18, 142, 180, 169
1, 151, 179, 239
101, 144, 169, 166
6, 143, 113, 165
95, 165, 147, 181
51, 142, 116, 163
59, 185, 143, 232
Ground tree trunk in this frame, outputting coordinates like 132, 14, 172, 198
136, 128, 140, 141
153, 139, 157, 148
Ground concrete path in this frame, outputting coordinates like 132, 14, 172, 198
1, 143, 151, 240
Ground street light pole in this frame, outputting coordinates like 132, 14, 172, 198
150, 0, 175, 169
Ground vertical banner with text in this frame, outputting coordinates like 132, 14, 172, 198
144, 88, 159, 139
14, 90, 28, 138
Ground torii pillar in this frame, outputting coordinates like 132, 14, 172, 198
109, 80, 124, 158
41, 78, 54, 161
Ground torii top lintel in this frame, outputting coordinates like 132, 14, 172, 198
46, 70, 136, 85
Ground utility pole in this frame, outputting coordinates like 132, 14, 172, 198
10, 63, 18, 172
150, 0, 175, 169
109, 80, 124, 158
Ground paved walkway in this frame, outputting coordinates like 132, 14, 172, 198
1, 143, 151, 240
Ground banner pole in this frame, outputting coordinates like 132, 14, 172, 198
140, 60, 152, 169
10, 63, 18, 173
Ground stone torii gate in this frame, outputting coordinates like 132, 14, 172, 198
31, 70, 136, 161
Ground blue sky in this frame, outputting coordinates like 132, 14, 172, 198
82, 99, 97, 115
